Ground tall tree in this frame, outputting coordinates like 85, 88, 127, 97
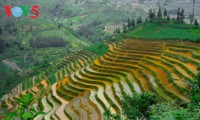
118, 28, 121, 33
194, 19, 199, 29
127, 18, 131, 28
123, 24, 127, 33
164, 9, 167, 19
121, 93, 157, 119
177, 8, 181, 22
131, 19, 135, 27
137, 16, 142, 24
180, 9, 185, 23
167, 15, 170, 21
157, 7, 162, 18
190, 0, 196, 24
115, 28, 121, 34
148, 9, 154, 20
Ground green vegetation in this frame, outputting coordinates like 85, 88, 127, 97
4, 93, 45, 120
191, 72, 200, 104
126, 23, 200, 41
150, 70, 200, 120
104, 71, 200, 120
0, 17, 89, 98
103, 106, 121, 120
110, 7, 200, 42
150, 101, 199, 120
86, 41, 108, 57
0, 47, 70, 98
1, 1, 200, 119
121, 92, 157, 119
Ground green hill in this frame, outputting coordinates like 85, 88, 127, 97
127, 23, 200, 41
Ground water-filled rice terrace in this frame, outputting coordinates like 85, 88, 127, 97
1, 39, 200, 120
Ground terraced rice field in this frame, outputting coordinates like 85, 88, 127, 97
0, 50, 97, 101
0, 39, 200, 120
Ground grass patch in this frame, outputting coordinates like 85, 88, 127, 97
86, 41, 108, 56
126, 23, 200, 41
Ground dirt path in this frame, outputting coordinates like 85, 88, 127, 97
2, 59, 22, 71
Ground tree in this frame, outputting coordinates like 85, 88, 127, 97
148, 9, 155, 20
157, 7, 162, 18
0, 38, 5, 53
194, 19, 199, 29
113, 29, 116, 34
121, 92, 157, 119
137, 16, 142, 24
131, 19, 135, 27
115, 28, 120, 34
118, 28, 121, 34
145, 18, 148, 23
177, 8, 181, 22
164, 9, 167, 19
191, 71, 200, 105
167, 15, 170, 21
123, 24, 127, 33
189, 14, 194, 25
180, 9, 185, 23
104, 106, 121, 120
127, 18, 131, 28
190, 0, 196, 24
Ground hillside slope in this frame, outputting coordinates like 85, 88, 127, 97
1, 39, 199, 119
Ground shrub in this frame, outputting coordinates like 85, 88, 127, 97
103, 107, 121, 120
121, 92, 157, 119
198, 64, 200, 71
191, 72, 200, 104
4, 93, 45, 120
150, 101, 199, 120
